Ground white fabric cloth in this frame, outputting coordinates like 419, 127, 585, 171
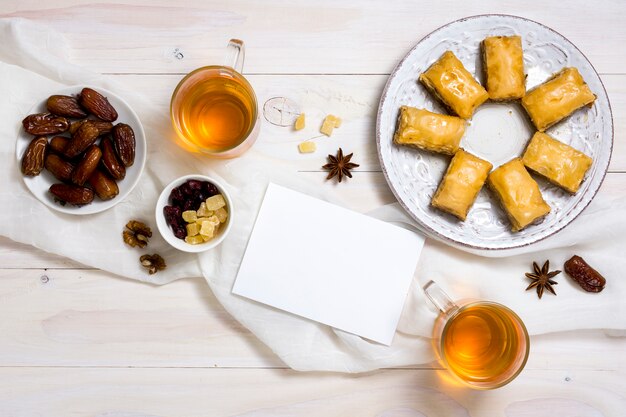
1, 19, 624, 372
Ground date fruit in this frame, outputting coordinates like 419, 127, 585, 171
65, 121, 100, 158
49, 183, 94, 206
22, 113, 70, 135
47, 95, 87, 118
100, 136, 126, 180
69, 119, 113, 136
111, 123, 136, 167
71, 145, 102, 186
79, 88, 118, 122
49, 136, 70, 155
45, 154, 75, 182
88, 169, 119, 200
21, 136, 48, 176
564, 255, 606, 293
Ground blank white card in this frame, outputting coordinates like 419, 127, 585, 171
232, 183, 425, 345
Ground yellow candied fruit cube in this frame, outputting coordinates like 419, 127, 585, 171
205, 194, 226, 211
320, 117, 335, 136
298, 141, 317, 154
207, 215, 220, 226
199, 221, 216, 239
185, 235, 204, 245
201, 233, 213, 242
215, 207, 228, 223
186, 222, 200, 237
294, 113, 305, 130
331, 115, 342, 128
196, 202, 211, 217
195, 215, 214, 225
182, 210, 197, 223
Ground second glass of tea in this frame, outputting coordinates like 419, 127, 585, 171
170, 39, 259, 158
423, 280, 530, 389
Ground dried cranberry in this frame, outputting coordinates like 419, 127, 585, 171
180, 183, 192, 196
187, 179, 203, 191
183, 199, 195, 211
169, 186, 184, 204
203, 181, 219, 197
163, 205, 181, 225
173, 226, 186, 239
172, 200, 185, 210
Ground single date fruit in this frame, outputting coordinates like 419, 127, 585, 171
22, 113, 70, 135
564, 255, 606, 293
71, 144, 102, 186
46, 95, 87, 118
65, 121, 100, 158
100, 136, 126, 180
21, 136, 48, 176
79, 88, 118, 122
45, 154, 74, 182
111, 123, 136, 167
69, 119, 113, 136
88, 169, 119, 200
49, 183, 94, 206
49, 136, 70, 155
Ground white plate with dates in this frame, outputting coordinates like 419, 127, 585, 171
376, 15, 613, 251
15, 86, 147, 215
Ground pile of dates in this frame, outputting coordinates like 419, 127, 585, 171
20, 88, 136, 206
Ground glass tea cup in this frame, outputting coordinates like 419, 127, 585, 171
170, 39, 260, 159
423, 280, 530, 390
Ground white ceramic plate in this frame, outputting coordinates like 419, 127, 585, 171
376, 15, 613, 251
15, 86, 147, 215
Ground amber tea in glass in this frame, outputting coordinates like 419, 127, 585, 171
171, 39, 259, 158
424, 281, 529, 389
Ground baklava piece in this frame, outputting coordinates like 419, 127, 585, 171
393, 106, 466, 155
419, 51, 489, 119
482, 35, 525, 100
488, 158, 551, 232
431, 149, 493, 220
522, 132, 593, 194
521, 67, 596, 131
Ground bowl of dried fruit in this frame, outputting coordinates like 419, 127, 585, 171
156, 175, 233, 252
16, 86, 147, 215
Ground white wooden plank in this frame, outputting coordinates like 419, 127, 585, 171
0, 269, 283, 368
0, 0, 624, 75
0, 367, 623, 417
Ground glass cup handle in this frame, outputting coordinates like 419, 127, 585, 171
423, 280, 459, 317
224, 39, 245, 73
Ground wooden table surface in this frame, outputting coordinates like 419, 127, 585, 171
1, 1, 625, 416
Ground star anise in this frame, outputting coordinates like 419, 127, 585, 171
322, 148, 359, 183
525, 260, 561, 299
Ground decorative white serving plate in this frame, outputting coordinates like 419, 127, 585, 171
376, 15, 613, 250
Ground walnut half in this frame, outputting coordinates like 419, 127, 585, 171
140, 254, 166, 275
123, 220, 152, 248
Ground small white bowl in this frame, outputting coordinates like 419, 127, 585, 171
155, 174, 234, 253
